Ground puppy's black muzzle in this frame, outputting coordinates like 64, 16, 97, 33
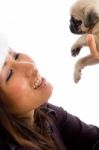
69, 16, 82, 34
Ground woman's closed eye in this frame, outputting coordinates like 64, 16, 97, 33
14, 53, 20, 60
6, 53, 20, 81
6, 69, 13, 81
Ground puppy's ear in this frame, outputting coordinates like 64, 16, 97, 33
84, 11, 99, 28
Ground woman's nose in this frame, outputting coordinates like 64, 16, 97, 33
7, 57, 38, 77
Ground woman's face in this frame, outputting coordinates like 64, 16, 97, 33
0, 49, 53, 116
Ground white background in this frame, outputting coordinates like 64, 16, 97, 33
0, 0, 99, 125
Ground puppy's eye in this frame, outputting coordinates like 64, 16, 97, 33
14, 53, 20, 60
77, 20, 82, 26
6, 69, 13, 81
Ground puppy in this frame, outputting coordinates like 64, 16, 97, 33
69, 0, 99, 83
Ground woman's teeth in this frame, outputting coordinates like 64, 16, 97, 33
33, 77, 42, 89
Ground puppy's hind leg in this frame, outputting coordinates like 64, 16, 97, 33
74, 54, 99, 83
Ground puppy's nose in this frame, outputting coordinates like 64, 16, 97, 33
69, 23, 77, 34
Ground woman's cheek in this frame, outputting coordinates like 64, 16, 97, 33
7, 79, 28, 98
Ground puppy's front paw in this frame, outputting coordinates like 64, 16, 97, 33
71, 47, 81, 57
73, 69, 82, 83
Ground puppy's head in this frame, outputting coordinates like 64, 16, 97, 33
69, 0, 99, 34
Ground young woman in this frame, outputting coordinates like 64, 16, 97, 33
0, 49, 99, 150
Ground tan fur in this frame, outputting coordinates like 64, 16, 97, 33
70, 0, 99, 83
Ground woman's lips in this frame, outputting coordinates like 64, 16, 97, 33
33, 77, 46, 89
33, 76, 42, 89
39, 78, 46, 88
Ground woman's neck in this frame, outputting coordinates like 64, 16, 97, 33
17, 110, 34, 128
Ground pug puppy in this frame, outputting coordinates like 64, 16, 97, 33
69, 0, 99, 83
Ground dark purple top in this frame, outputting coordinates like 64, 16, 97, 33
0, 103, 99, 150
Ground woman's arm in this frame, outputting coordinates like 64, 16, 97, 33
47, 103, 99, 150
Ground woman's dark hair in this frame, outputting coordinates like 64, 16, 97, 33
0, 98, 59, 150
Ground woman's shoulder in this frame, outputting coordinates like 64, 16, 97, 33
40, 102, 63, 115
40, 102, 66, 123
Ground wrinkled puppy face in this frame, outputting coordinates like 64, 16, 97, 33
69, 16, 83, 34
84, 11, 99, 30
69, 1, 99, 34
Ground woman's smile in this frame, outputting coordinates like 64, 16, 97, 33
33, 76, 43, 89
33, 77, 46, 89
